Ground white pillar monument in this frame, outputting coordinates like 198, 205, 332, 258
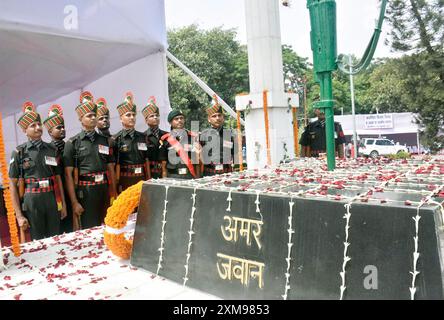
236, 0, 298, 169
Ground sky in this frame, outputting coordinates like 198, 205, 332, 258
165, 0, 400, 61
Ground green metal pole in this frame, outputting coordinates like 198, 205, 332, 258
307, 0, 337, 170
318, 73, 335, 170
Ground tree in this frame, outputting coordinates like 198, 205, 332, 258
167, 25, 249, 128
381, 0, 444, 151
167, 26, 313, 130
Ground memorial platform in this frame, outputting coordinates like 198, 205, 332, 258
0, 226, 219, 300
132, 157, 444, 300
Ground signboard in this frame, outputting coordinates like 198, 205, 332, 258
364, 114, 393, 129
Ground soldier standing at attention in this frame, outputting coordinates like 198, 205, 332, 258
160, 110, 201, 179
200, 98, 236, 176
142, 96, 168, 179
112, 92, 150, 193
95, 97, 112, 138
9, 102, 67, 240
300, 107, 346, 158
63, 91, 117, 230
43, 105, 72, 233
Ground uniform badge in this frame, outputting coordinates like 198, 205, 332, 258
98, 145, 109, 155
223, 141, 234, 149
121, 144, 129, 152
137, 142, 148, 151
45, 156, 58, 166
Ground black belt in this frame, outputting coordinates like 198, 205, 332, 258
120, 164, 145, 174
168, 167, 191, 175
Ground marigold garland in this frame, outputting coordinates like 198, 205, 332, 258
0, 113, 21, 257
104, 180, 144, 259
263, 90, 272, 166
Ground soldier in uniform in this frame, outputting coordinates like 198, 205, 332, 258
142, 96, 168, 179
160, 110, 201, 179
300, 107, 346, 158
112, 92, 150, 193
43, 105, 72, 233
200, 99, 236, 176
95, 98, 112, 138
9, 102, 67, 240
63, 91, 117, 230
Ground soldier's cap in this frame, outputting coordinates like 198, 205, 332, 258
206, 95, 223, 116
76, 91, 97, 118
117, 91, 137, 117
43, 104, 64, 131
167, 109, 184, 123
96, 97, 110, 117
142, 96, 159, 119
17, 101, 41, 130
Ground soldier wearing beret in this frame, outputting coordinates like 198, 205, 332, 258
63, 91, 117, 230
199, 98, 236, 176
112, 92, 150, 193
160, 110, 201, 179
142, 96, 168, 179
9, 102, 67, 240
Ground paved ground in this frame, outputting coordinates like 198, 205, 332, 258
0, 226, 220, 300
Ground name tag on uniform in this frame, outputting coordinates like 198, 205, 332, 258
135, 167, 142, 174
215, 164, 224, 171
95, 174, 104, 183
98, 145, 109, 155
178, 168, 187, 175
223, 141, 233, 148
45, 156, 57, 166
39, 180, 50, 188
183, 144, 192, 152
137, 143, 148, 151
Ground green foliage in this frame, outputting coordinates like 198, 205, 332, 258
375, 0, 444, 152
387, 151, 411, 160
167, 25, 249, 129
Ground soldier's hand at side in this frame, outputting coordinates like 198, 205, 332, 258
193, 143, 202, 154
73, 202, 84, 217
17, 215, 29, 230
60, 207, 67, 220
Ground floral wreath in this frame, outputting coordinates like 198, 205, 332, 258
104, 181, 144, 259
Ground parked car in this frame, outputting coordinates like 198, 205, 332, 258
358, 138, 408, 158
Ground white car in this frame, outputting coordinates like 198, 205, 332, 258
358, 138, 408, 158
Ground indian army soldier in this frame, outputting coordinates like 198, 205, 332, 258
9, 102, 67, 240
112, 92, 150, 193
142, 96, 168, 179
95, 97, 112, 138
200, 98, 236, 176
43, 104, 72, 233
300, 107, 346, 158
63, 91, 117, 230
160, 110, 201, 179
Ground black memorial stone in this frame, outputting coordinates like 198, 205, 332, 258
131, 159, 444, 300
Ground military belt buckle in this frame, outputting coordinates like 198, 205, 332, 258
95, 174, 104, 183
135, 167, 142, 174
178, 168, 187, 175
215, 164, 224, 171
39, 180, 50, 188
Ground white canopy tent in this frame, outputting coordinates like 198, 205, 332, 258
0, 0, 170, 161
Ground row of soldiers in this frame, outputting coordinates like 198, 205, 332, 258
9, 92, 237, 241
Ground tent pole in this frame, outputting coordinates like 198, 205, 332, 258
166, 51, 245, 126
